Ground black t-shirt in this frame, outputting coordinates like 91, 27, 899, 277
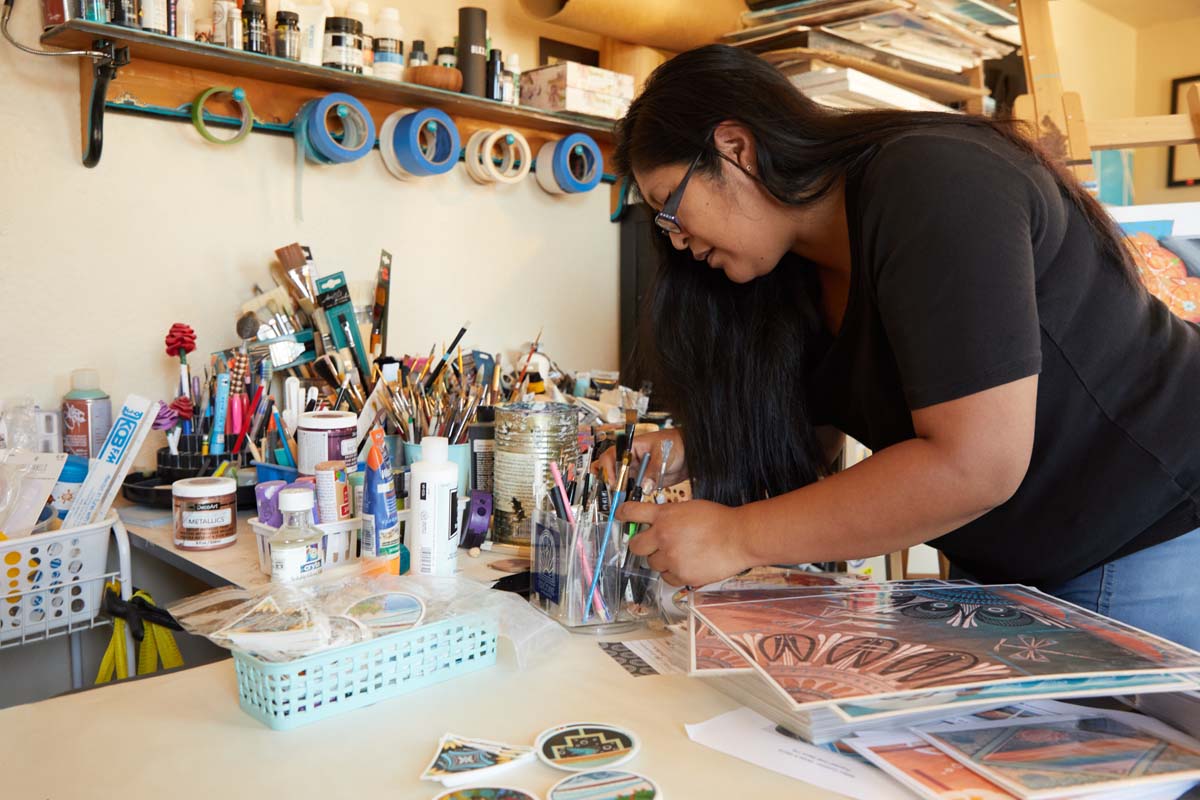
807, 127, 1200, 587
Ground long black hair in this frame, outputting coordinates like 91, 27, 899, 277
614, 44, 1134, 507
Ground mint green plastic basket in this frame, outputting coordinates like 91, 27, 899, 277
233, 610, 498, 730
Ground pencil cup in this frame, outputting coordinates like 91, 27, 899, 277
528, 511, 652, 634
403, 441, 471, 498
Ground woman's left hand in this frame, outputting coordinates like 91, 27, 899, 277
616, 499, 754, 587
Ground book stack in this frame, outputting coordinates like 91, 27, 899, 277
723, 0, 1020, 112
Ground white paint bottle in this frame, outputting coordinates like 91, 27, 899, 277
408, 436, 460, 576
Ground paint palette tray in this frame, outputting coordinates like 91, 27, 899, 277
121, 470, 257, 510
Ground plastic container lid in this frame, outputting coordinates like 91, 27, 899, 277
475, 406, 495, 423
71, 368, 101, 391
346, 0, 369, 21
278, 487, 315, 511
298, 410, 357, 430
173, 476, 237, 498
57, 454, 89, 483
276, 10, 298, 24
419, 436, 449, 464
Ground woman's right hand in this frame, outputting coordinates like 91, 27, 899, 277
591, 427, 687, 492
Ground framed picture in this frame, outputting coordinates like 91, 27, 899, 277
538, 37, 600, 67
1167, 74, 1200, 188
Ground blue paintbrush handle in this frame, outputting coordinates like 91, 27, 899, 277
584, 489, 623, 622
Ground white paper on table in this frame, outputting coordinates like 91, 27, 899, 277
623, 627, 689, 675
685, 707, 918, 800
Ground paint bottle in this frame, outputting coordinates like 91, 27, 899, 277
242, 0, 268, 54
485, 48, 503, 101
361, 432, 400, 559
226, 4, 243, 51
141, 0, 167, 33
175, 0, 193, 40
270, 488, 325, 583
50, 455, 89, 520
62, 369, 112, 460
408, 39, 428, 66
372, 7, 403, 80
323, 16, 364, 74
347, 0, 373, 75
408, 436, 460, 576
210, 0, 228, 44
296, 410, 357, 475
468, 406, 495, 493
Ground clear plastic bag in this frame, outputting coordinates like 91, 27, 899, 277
167, 562, 567, 665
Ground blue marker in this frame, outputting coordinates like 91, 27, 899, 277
209, 372, 231, 455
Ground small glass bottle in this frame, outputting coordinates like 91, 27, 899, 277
408, 38, 429, 67
435, 46, 456, 68
242, 1, 268, 55
270, 488, 325, 584
274, 11, 301, 61
486, 48, 503, 101
108, 0, 141, 28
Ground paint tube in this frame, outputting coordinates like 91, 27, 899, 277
360, 429, 399, 558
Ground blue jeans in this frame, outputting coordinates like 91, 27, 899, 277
1039, 527, 1200, 652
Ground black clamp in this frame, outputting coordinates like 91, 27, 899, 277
83, 39, 129, 168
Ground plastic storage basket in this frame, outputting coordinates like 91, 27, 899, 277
248, 517, 362, 575
0, 513, 133, 650
233, 609, 498, 730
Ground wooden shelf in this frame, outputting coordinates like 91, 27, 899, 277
759, 46, 988, 105
40, 20, 617, 166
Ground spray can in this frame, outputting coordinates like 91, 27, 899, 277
408, 436, 460, 575
62, 369, 112, 459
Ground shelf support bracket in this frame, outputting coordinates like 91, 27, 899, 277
78, 38, 128, 168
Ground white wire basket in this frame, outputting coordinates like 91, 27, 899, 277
0, 513, 132, 650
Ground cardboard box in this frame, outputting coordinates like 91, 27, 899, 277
520, 61, 635, 120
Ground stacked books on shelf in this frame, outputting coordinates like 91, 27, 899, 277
723, 0, 1020, 112
688, 580, 1200, 798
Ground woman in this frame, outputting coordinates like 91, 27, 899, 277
602, 45, 1200, 649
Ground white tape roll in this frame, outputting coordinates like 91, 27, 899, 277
465, 129, 494, 185
379, 109, 414, 181
465, 128, 531, 185
535, 140, 565, 195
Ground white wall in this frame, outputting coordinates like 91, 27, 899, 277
0, 0, 619, 468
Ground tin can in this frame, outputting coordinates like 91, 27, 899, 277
492, 402, 579, 545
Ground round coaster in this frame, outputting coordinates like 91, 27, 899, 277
432, 788, 540, 800
548, 770, 660, 800
535, 722, 640, 772
343, 592, 425, 632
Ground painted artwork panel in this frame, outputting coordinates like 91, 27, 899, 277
833, 673, 1198, 723
848, 732, 1018, 800
919, 716, 1200, 799
692, 583, 1200, 709
689, 613, 754, 673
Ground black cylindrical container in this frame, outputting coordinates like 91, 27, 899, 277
486, 48, 504, 101
468, 406, 496, 493
456, 6, 487, 97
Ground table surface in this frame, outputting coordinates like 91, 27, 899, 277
0, 505, 850, 799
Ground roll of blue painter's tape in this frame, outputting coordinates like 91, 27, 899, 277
302, 92, 376, 164
392, 108, 461, 177
551, 133, 602, 194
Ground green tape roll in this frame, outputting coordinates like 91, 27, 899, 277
191, 86, 254, 145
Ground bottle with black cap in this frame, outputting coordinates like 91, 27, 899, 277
486, 48, 504, 101
242, 0, 268, 54
409, 39, 429, 66
456, 6, 486, 97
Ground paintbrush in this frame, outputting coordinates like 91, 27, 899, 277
425, 321, 471, 393
585, 449, 632, 622
370, 249, 392, 357
510, 327, 544, 402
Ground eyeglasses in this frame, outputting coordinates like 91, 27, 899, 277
654, 148, 705, 235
